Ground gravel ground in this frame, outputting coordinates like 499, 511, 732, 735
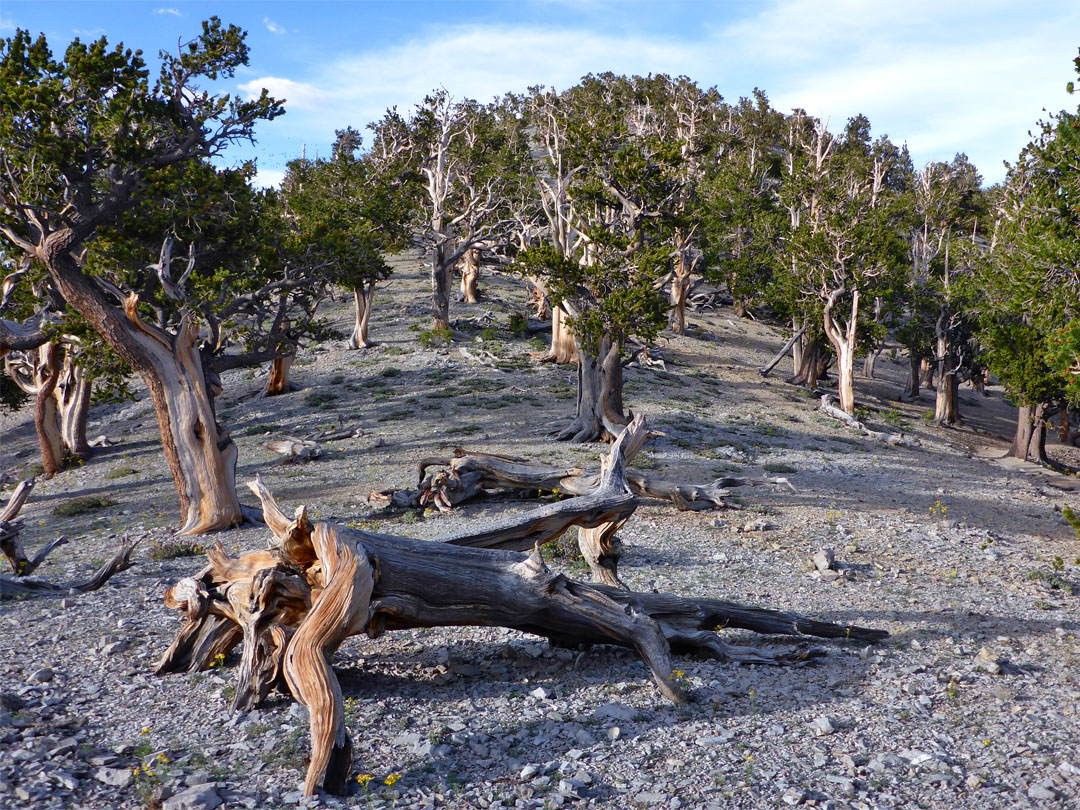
2, 256, 1078, 810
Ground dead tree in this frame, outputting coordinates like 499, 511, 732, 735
1, 533, 142, 599
156, 417, 887, 796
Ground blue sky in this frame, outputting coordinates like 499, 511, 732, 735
4, 1, 1078, 187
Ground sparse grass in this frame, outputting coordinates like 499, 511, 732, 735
243, 423, 277, 436
304, 391, 338, 410
53, 495, 117, 516
380, 367, 402, 378
763, 462, 797, 474
377, 408, 414, 422
148, 537, 206, 561
104, 465, 138, 480
1062, 506, 1080, 539
446, 423, 482, 436
418, 327, 453, 348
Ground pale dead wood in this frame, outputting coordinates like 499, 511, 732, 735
264, 438, 322, 463
1, 534, 143, 599
818, 394, 919, 448
157, 426, 887, 796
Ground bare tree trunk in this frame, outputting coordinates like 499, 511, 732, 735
56, 352, 93, 461
525, 277, 551, 320
459, 247, 481, 304
669, 251, 692, 335
558, 339, 628, 442
33, 343, 63, 478
347, 284, 377, 350
156, 432, 888, 797
934, 373, 961, 425
902, 352, 921, 401
431, 244, 452, 329
791, 318, 804, 373
920, 357, 935, 389
1007, 404, 1049, 463
789, 337, 829, 389
547, 304, 577, 365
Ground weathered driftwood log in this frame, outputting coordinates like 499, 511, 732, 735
0, 477, 69, 579
0, 534, 142, 599
369, 435, 749, 584
156, 421, 887, 797
818, 395, 919, 448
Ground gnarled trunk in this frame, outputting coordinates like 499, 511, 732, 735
558, 338, 628, 442
546, 304, 577, 365
934, 373, 960, 425
902, 351, 921, 401
822, 289, 859, 416
669, 251, 694, 335
431, 243, 452, 329
459, 247, 480, 304
33, 343, 63, 478
156, 424, 888, 796
1007, 403, 1048, 463
347, 284, 377, 350
56, 352, 92, 461
265, 319, 298, 397
788, 337, 830, 389
47, 244, 243, 535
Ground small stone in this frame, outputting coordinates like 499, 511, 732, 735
530, 686, 551, 700
163, 784, 223, 810
94, 766, 133, 787
781, 787, 806, 805
634, 792, 667, 805
100, 641, 127, 656
965, 774, 984, 789
811, 716, 837, 736
558, 778, 585, 797
28, 667, 54, 683
1027, 782, 1058, 801
975, 647, 1002, 675
813, 547, 836, 573
607, 726, 620, 741
520, 765, 540, 780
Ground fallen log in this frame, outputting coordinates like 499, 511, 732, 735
156, 420, 888, 797
0, 533, 143, 599
818, 395, 920, 448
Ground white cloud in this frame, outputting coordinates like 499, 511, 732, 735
237, 3, 1079, 184
153, 8, 182, 17
264, 17, 286, 35
72, 27, 107, 39
252, 167, 286, 190
0, 15, 15, 33
239, 76, 328, 111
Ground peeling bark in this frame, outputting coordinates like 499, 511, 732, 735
1007, 404, 1048, 463
347, 285, 377, 350
459, 247, 481, 304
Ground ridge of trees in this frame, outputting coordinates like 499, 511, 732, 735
3, 21, 1079, 531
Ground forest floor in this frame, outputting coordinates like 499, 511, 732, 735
2, 253, 1079, 810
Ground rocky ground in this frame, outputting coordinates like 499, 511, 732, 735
2, 255, 1079, 810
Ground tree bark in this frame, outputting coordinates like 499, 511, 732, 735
558, 338, 628, 442
39, 241, 244, 535
431, 243, 452, 329
33, 342, 64, 478
788, 336, 830, 390
347, 284, 377, 350
56, 352, 93, 461
822, 289, 859, 416
459, 247, 481, 304
902, 351, 921, 401
669, 251, 693, 335
933, 373, 960, 425
1007, 403, 1049, 463
545, 304, 577, 365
